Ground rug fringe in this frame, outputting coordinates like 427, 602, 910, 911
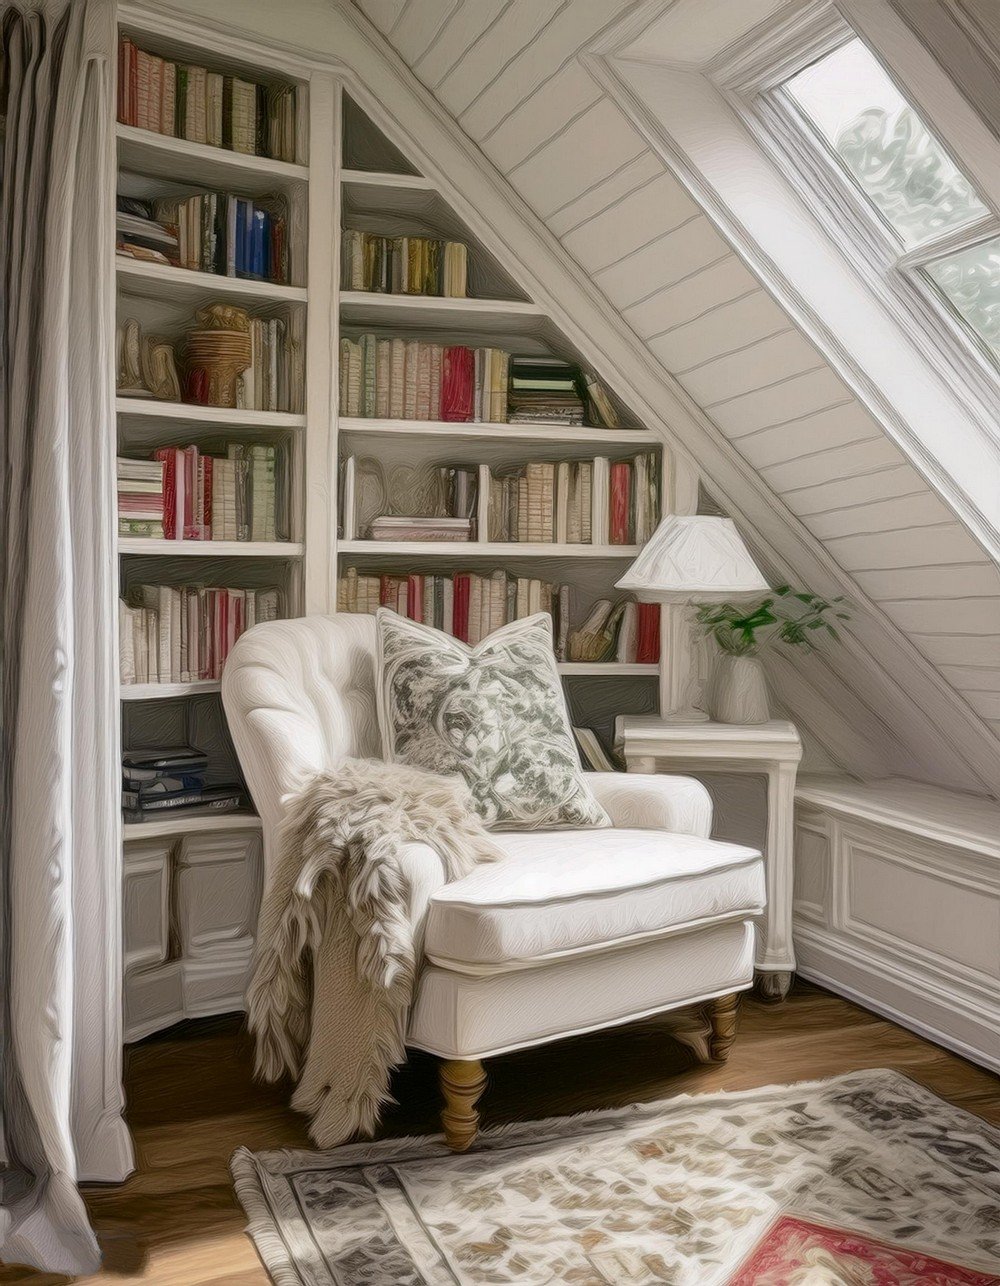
230, 1147, 305, 1286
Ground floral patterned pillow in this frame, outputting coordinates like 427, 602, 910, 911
374, 610, 610, 831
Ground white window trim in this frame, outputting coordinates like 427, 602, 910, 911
712, 0, 1000, 446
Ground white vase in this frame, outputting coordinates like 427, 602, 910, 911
709, 654, 769, 724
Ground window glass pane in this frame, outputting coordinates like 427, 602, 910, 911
785, 38, 987, 247
925, 236, 1000, 357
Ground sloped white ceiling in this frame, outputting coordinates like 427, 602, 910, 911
348, 0, 1000, 797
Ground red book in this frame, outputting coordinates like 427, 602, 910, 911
441, 346, 474, 422
201, 455, 213, 538
380, 575, 394, 607
407, 574, 423, 623
128, 37, 137, 129
453, 574, 470, 643
610, 461, 631, 545
153, 447, 180, 539
636, 602, 661, 664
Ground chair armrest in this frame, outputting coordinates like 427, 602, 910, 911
586, 773, 712, 837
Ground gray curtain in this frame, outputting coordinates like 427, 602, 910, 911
1, 0, 121, 1273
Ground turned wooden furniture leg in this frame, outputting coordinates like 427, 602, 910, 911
705, 992, 740, 1062
440, 1059, 487, 1152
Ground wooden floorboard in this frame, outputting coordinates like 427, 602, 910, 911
2, 982, 997, 1283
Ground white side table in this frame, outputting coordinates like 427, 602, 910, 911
618, 716, 802, 1001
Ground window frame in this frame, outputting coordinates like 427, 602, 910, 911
714, 3, 1000, 437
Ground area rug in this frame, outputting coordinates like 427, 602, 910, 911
231, 1069, 1000, 1285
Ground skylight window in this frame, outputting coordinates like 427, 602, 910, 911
784, 38, 987, 248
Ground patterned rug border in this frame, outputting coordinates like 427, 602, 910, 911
231, 1067, 1000, 1286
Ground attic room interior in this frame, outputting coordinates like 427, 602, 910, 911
1, 0, 998, 1281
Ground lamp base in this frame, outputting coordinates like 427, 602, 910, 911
658, 706, 711, 724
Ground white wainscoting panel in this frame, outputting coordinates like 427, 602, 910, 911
794, 777, 1000, 1072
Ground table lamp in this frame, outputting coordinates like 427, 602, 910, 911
616, 515, 769, 722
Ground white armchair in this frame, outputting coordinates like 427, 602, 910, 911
222, 614, 765, 1149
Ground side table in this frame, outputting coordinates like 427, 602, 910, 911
618, 716, 802, 1001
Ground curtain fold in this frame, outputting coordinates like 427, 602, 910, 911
1, 0, 121, 1273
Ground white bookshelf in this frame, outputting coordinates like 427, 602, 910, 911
335, 99, 666, 718
114, 7, 337, 1041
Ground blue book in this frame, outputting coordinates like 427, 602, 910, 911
234, 199, 248, 277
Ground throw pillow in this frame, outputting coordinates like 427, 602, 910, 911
374, 610, 610, 831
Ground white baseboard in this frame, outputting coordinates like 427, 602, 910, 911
795, 925, 999, 1074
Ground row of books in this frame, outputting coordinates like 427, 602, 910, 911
116, 192, 288, 284
342, 231, 468, 297
117, 35, 297, 162
336, 570, 660, 663
487, 454, 658, 546
117, 445, 285, 542
240, 316, 301, 414
345, 454, 658, 545
122, 746, 243, 821
119, 585, 281, 685
339, 337, 510, 423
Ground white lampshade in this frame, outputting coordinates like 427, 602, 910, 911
616, 515, 769, 603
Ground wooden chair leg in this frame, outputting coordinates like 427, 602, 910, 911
705, 992, 740, 1063
440, 1059, 487, 1152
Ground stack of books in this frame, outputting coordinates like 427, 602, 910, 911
369, 517, 472, 542
339, 336, 509, 423
117, 35, 297, 161
119, 584, 281, 685
507, 357, 586, 425
483, 453, 659, 545
118, 458, 165, 538
122, 747, 243, 822
116, 196, 178, 265
342, 231, 468, 297
337, 568, 572, 655
119, 444, 284, 543
117, 191, 289, 283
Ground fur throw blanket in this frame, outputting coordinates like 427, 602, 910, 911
246, 758, 501, 1147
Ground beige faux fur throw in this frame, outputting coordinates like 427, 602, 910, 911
246, 758, 501, 1147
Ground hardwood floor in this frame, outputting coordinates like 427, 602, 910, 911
2, 982, 997, 1284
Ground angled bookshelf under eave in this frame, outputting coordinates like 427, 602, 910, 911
334, 94, 667, 729
113, 7, 338, 1041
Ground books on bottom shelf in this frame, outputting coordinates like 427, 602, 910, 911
340, 336, 509, 423
117, 443, 285, 542
119, 585, 280, 685
122, 745, 244, 822
337, 568, 660, 664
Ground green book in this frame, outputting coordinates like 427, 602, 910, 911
175, 65, 187, 139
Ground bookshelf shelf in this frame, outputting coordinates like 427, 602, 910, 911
557, 663, 658, 677
117, 124, 310, 189
122, 811, 261, 841
341, 169, 436, 194
116, 258, 308, 307
118, 538, 304, 557
340, 291, 543, 332
116, 398, 306, 430
120, 680, 222, 700
339, 540, 641, 559
338, 417, 653, 445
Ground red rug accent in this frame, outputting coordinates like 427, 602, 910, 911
728, 1214, 1000, 1285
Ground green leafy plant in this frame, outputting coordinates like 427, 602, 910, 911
696, 587, 850, 657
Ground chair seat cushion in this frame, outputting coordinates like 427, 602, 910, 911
423, 828, 764, 972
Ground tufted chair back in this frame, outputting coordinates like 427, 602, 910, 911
221, 615, 381, 850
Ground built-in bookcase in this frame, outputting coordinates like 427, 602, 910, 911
113, 8, 337, 1040
336, 95, 665, 719
112, 15, 666, 1041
